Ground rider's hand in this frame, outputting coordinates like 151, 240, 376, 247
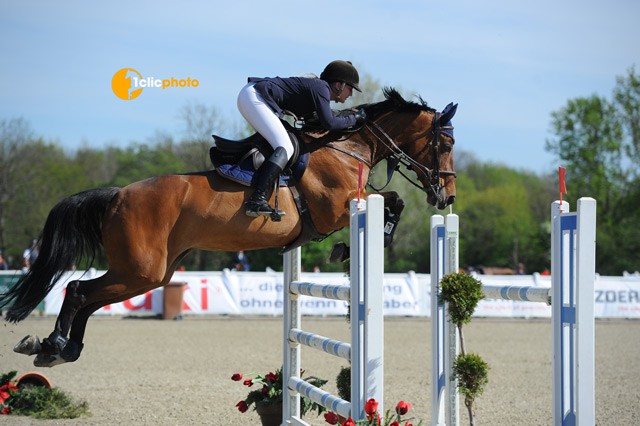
353, 108, 367, 125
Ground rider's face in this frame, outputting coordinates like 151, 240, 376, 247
331, 82, 353, 103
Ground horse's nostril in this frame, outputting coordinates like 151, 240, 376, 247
447, 195, 456, 206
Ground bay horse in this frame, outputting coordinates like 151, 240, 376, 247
0, 88, 457, 367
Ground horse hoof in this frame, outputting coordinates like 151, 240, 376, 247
329, 242, 350, 263
14, 335, 41, 355
34, 353, 66, 368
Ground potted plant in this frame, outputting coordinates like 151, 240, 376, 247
1, 370, 89, 418
439, 272, 490, 426
232, 367, 327, 426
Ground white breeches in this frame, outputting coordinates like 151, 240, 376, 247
237, 83, 294, 160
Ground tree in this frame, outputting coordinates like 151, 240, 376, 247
546, 95, 624, 211
439, 273, 489, 426
178, 102, 228, 171
0, 118, 35, 251
613, 66, 640, 179
450, 161, 554, 273
3, 138, 88, 266
546, 66, 640, 274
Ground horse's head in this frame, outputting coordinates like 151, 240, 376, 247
364, 88, 457, 210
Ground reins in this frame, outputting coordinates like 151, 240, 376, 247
328, 112, 456, 195
300, 102, 456, 198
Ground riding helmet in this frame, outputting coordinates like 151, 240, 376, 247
320, 60, 361, 92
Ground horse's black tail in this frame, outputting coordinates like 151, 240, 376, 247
0, 187, 120, 323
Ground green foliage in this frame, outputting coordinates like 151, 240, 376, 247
0, 370, 18, 386
1, 67, 639, 275
336, 365, 351, 402
234, 367, 327, 417
545, 65, 640, 274
1, 370, 90, 419
453, 353, 490, 407
546, 95, 623, 205
454, 162, 553, 273
440, 274, 490, 425
9, 386, 90, 419
438, 273, 484, 327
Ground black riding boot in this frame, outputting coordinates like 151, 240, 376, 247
245, 147, 288, 218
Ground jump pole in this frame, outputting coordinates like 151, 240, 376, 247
551, 198, 596, 425
430, 198, 596, 425
430, 213, 460, 426
283, 194, 384, 425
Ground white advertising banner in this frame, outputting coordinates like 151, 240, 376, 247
35, 270, 640, 319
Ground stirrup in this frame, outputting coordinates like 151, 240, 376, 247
245, 201, 285, 221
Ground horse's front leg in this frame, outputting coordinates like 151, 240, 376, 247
13, 280, 86, 367
329, 191, 405, 262
380, 191, 405, 247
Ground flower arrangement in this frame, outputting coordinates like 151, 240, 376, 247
0, 370, 89, 419
232, 367, 327, 417
333, 366, 422, 425
323, 398, 421, 426
0, 372, 19, 415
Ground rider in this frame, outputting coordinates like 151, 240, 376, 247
237, 60, 367, 218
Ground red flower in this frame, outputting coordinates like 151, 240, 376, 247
261, 386, 270, 395
265, 371, 279, 383
235, 400, 248, 413
364, 398, 379, 415
1, 405, 11, 415
243, 379, 253, 387
390, 422, 399, 426
324, 411, 340, 424
0, 383, 16, 393
395, 400, 411, 415
342, 418, 356, 426
405, 423, 413, 426
231, 373, 243, 381
0, 383, 13, 402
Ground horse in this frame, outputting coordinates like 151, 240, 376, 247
0, 87, 457, 367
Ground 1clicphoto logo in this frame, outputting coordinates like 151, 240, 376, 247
111, 67, 199, 100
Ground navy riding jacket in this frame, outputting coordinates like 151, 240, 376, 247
248, 76, 357, 130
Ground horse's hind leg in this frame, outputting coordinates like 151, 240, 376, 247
14, 280, 88, 367
40, 280, 88, 365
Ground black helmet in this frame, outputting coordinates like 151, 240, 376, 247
320, 60, 361, 92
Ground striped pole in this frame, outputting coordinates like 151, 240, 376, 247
283, 195, 384, 425
431, 198, 596, 425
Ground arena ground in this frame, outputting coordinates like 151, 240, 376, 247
1, 316, 638, 425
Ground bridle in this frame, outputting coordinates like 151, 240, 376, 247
362, 111, 456, 196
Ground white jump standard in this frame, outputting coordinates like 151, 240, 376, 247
283, 195, 385, 425
430, 198, 596, 426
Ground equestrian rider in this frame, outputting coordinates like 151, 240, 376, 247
237, 60, 367, 218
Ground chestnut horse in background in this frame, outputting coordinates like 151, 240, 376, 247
0, 88, 457, 367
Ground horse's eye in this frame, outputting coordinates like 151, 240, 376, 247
441, 143, 453, 153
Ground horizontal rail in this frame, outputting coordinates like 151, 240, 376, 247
289, 281, 350, 301
288, 329, 351, 360
482, 285, 552, 305
288, 376, 351, 419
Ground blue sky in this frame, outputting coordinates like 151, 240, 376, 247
1, 0, 638, 175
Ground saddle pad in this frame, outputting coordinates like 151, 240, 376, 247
215, 152, 309, 187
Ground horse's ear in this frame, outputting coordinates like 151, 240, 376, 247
439, 102, 458, 125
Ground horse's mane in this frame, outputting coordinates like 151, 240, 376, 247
302, 87, 435, 138
363, 87, 436, 119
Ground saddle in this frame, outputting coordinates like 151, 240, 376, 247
210, 122, 308, 187
209, 122, 322, 252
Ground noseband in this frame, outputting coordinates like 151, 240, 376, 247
364, 111, 456, 196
